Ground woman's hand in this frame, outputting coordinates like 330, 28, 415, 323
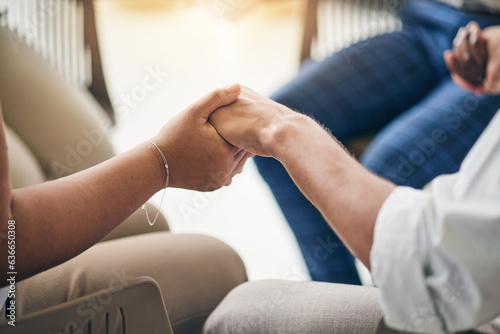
153, 84, 252, 191
444, 22, 500, 96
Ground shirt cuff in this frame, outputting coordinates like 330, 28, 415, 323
371, 186, 445, 333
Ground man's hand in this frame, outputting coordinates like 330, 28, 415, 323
153, 84, 251, 191
209, 86, 306, 158
444, 22, 500, 96
211, 86, 396, 268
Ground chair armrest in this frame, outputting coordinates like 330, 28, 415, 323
0, 276, 173, 334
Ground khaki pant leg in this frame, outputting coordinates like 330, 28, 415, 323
16, 232, 247, 334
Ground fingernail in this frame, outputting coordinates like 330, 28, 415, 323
225, 83, 240, 94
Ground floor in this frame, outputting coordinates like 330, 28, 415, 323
95, 0, 371, 283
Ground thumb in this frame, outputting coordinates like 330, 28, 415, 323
443, 50, 456, 72
191, 83, 241, 121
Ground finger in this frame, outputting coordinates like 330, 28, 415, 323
467, 28, 482, 66
444, 50, 457, 72
224, 152, 250, 187
474, 86, 486, 97
238, 152, 255, 173
451, 29, 473, 79
190, 83, 241, 121
458, 30, 472, 65
445, 54, 469, 88
232, 151, 251, 176
233, 149, 246, 161
467, 22, 487, 67
451, 72, 477, 92
453, 27, 467, 50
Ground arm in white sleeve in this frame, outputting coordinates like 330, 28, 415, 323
371, 111, 500, 333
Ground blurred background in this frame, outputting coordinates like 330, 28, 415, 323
1, 0, 399, 283
96, 0, 309, 282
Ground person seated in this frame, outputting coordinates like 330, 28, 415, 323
253, 0, 500, 285
202, 21, 500, 334
0, 85, 251, 333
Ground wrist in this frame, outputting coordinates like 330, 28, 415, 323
265, 111, 321, 162
146, 138, 170, 191
267, 111, 360, 180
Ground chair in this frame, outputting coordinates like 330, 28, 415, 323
300, 0, 402, 156
0, 0, 169, 237
1, 277, 174, 334
0, 0, 114, 121
301, 0, 402, 62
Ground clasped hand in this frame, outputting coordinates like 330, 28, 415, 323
152, 84, 253, 191
444, 22, 500, 96
153, 84, 302, 192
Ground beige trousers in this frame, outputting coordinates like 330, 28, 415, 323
14, 232, 247, 333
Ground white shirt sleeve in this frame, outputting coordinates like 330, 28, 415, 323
371, 111, 500, 333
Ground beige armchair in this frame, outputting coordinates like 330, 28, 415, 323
1, 277, 174, 334
0, 25, 170, 241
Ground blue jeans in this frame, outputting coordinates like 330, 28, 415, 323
255, 0, 500, 284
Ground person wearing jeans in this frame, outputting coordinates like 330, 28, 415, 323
254, 0, 500, 285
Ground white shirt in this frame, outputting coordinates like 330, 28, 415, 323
371, 110, 500, 333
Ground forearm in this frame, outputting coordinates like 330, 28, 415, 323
209, 86, 396, 268
8, 141, 165, 282
0, 84, 245, 284
270, 115, 396, 269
